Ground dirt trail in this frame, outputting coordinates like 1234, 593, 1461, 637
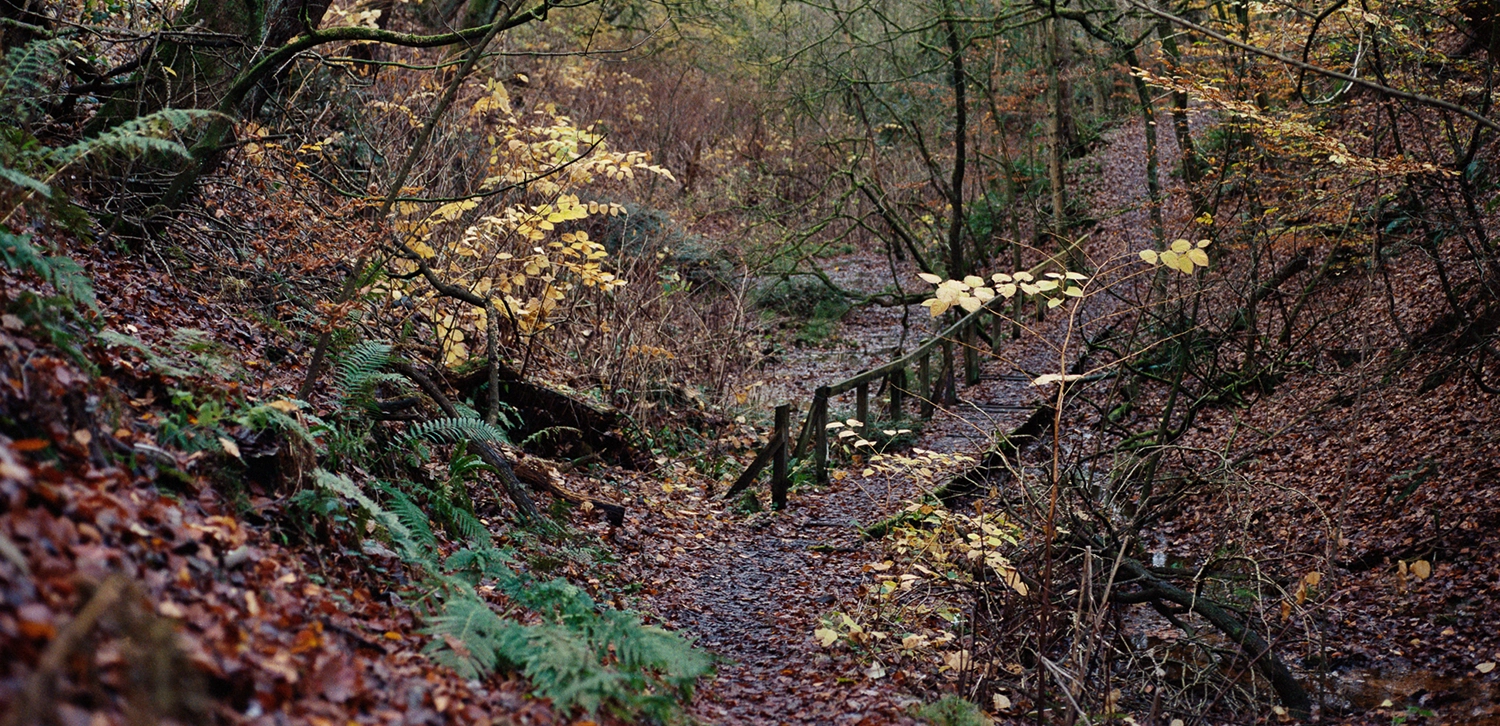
617, 118, 1175, 724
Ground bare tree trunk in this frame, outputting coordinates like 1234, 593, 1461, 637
945, 12, 967, 281
90, 0, 334, 130
1156, 16, 1205, 214
1047, 16, 1073, 265
1125, 48, 1164, 251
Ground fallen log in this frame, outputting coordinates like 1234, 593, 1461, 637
390, 359, 626, 526
448, 358, 634, 464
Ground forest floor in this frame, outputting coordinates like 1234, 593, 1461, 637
5, 106, 1500, 726
603, 118, 1164, 724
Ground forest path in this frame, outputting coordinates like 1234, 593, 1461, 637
616, 118, 1177, 724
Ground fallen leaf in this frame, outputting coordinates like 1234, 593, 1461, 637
1410, 560, 1432, 580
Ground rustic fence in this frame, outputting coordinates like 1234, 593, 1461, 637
725, 255, 1067, 507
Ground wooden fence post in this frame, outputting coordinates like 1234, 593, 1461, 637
964, 321, 980, 385
919, 351, 933, 418
856, 381, 869, 429
889, 368, 905, 422
772, 404, 789, 509
941, 340, 956, 404
814, 386, 829, 484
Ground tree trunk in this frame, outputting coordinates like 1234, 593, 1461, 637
944, 12, 967, 281
1156, 17, 1206, 214
90, 0, 334, 130
1125, 48, 1164, 251
1047, 16, 1073, 265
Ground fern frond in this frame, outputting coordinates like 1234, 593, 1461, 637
314, 469, 429, 566
520, 426, 580, 449
48, 108, 218, 167
1, 231, 96, 312
376, 482, 437, 556
0, 38, 79, 126
516, 625, 621, 715
600, 611, 715, 692
422, 595, 526, 679
96, 329, 193, 377
397, 417, 511, 450
447, 443, 496, 483
235, 402, 316, 444
0, 165, 50, 197
336, 340, 404, 406
443, 546, 515, 583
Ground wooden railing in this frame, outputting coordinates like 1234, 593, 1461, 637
728, 254, 1068, 505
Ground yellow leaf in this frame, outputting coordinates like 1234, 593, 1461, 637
1186, 248, 1210, 267
1139, 249, 1159, 264
1478, 662, 1496, 674
993, 694, 1012, 711
814, 628, 840, 647
218, 437, 242, 460
1171, 238, 1192, 253
959, 296, 983, 313
1410, 560, 1431, 580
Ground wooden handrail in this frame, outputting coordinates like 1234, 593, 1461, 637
823, 252, 1067, 395
737, 251, 1073, 504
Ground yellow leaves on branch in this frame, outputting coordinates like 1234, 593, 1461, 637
396, 199, 481, 252
918, 269, 1087, 317
469, 78, 512, 118
1140, 238, 1211, 274
1134, 68, 1456, 179
378, 87, 679, 367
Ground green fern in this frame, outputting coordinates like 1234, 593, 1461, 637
425, 581, 714, 721
376, 483, 438, 557
1, 230, 96, 312
520, 425, 582, 449
314, 469, 429, 564
0, 165, 49, 198
236, 401, 322, 445
422, 594, 527, 677
305, 465, 712, 722
0, 38, 79, 127
47, 108, 217, 166
95, 328, 242, 379
397, 416, 511, 450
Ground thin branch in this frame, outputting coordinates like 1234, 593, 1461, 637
1130, 0, 1500, 134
